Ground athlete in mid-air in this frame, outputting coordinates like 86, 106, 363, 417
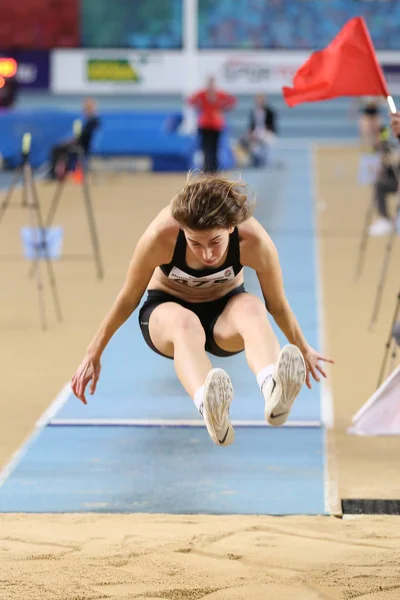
71, 173, 333, 446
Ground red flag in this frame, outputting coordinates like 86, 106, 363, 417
282, 17, 389, 107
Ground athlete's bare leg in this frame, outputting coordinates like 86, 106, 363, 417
149, 302, 211, 397
212, 292, 280, 372
213, 293, 306, 426
148, 302, 234, 445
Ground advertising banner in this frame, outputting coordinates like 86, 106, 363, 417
0, 50, 50, 90
51, 49, 400, 96
51, 50, 186, 94
52, 49, 307, 95
198, 52, 309, 93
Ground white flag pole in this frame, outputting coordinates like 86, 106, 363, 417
387, 95, 397, 114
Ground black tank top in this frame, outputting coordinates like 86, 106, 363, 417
159, 227, 243, 289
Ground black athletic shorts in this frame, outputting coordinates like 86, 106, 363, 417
138, 284, 246, 359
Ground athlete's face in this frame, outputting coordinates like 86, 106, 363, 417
184, 227, 233, 266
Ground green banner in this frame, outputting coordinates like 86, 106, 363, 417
87, 59, 141, 82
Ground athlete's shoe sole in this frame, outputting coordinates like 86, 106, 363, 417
202, 368, 235, 446
263, 344, 306, 426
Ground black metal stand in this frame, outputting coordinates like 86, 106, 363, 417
0, 167, 28, 225
369, 158, 400, 329
377, 291, 400, 388
0, 135, 63, 330
354, 186, 375, 281
28, 143, 104, 280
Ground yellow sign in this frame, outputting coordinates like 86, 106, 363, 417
87, 59, 141, 82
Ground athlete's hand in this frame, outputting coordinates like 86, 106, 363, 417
301, 346, 334, 389
71, 354, 101, 405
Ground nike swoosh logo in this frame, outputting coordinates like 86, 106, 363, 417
269, 378, 284, 419
270, 411, 287, 419
271, 378, 287, 419
218, 427, 230, 444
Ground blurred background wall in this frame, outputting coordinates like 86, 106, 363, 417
1, 0, 400, 160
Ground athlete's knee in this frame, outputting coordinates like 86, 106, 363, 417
233, 294, 266, 320
172, 309, 205, 341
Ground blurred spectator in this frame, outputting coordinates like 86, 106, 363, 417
390, 112, 400, 138
247, 94, 278, 166
250, 94, 277, 137
357, 97, 383, 150
369, 126, 399, 237
188, 76, 236, 173
47, 98, 100, 180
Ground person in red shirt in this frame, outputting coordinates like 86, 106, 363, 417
188, 76, 236, 173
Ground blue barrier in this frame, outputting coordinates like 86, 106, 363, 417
0, 108, 74, 168
0, 109, 235, 172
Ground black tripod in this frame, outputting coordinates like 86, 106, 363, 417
0, 161, 30, 224
377, 290, 400, 388
29, 139, 104, 280
368, 142, 400, 330
0, 133, 63, 330
354, 142, 389, 284
353, 130, 400, 329
354, 182, 377, 282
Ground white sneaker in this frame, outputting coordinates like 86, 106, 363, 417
368, 217, 393, 237
201, 368, 234, 446
262, 344, 306, 426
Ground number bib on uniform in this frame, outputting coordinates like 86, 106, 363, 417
168, 266, 236, 288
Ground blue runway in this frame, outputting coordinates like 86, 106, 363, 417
0, 145, 330, 515
0, 427, 324, 514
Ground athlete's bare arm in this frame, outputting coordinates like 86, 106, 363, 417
87, 208, 178, 359
239, 218, 309, 352
239, 218, 333, 387
72, 208, 179, 404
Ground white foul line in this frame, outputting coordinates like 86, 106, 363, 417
310, 143, 341, 517
48, 418, 321, 428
